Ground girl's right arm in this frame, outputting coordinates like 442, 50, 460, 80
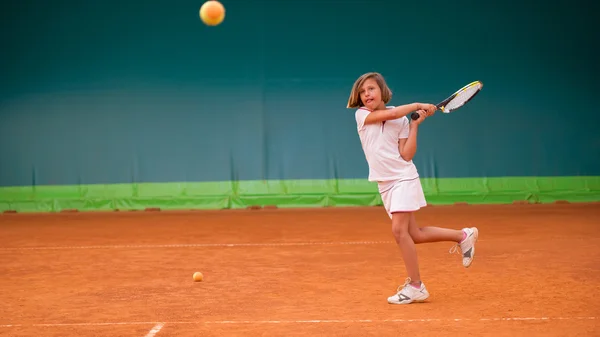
364, 103, 436, 125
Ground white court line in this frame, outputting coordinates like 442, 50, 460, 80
201, 317, 596, 324
144, 323, 164, 337
0, 322, 157, 327
0, 241, 394, 251
0, 317, 595, 327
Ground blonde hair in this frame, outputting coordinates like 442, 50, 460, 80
346, 72, 393, 108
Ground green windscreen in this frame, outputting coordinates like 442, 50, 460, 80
1, 177, 597, 213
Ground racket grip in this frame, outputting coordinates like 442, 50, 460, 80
411, 112, 420, 120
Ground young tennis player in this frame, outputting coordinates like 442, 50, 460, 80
347, 72, 479, 305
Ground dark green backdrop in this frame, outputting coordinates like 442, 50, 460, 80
1, 0, 598, 211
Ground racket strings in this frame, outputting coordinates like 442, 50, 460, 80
445, 84, 481, 111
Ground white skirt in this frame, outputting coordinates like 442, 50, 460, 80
378, 177, 427, 219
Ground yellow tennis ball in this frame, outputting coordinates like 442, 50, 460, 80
193, 272, 204, 282
199, 1, 225, 26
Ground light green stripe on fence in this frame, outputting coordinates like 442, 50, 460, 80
0, 176, 598, 213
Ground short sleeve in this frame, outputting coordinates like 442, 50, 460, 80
398, 116, 410, 139
355, 108, 370, 131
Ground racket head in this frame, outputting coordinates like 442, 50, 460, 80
438, 80, 483, 113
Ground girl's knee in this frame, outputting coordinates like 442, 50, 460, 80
411, 233, 425, 244
391, 212, 411, 239
392, 223, 411, 241
392, 229, 411, 244
410, 227, 424, 243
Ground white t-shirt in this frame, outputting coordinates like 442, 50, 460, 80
355, 106, 419, 183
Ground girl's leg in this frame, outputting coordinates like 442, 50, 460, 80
388, 210, 430, 305
391, 211, 421, 286
407, 213, 464, 244
408, 212, 479, 268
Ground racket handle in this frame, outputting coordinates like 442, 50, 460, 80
410, 112, 420, 120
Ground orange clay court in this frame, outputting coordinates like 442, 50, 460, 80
1, 203, 599, 337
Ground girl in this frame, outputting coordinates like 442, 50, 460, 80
347, 72, 479, 305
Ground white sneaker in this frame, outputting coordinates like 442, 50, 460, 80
450, 227, 479, 267
387, 278, 430, 304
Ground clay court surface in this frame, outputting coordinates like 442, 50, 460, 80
1, 203, 598, 336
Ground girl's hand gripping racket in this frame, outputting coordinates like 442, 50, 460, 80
411, 80, 483, 120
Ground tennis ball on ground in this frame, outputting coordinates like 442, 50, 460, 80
193, 272, 204, 282
199, 1, 225, 26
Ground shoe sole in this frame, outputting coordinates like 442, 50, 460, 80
387, 294, 430, 305
464, 227, 479, 268
387, 299, 428, 304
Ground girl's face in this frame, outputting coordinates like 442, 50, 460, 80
359, 78, 384, 111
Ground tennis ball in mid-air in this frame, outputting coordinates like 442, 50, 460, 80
199, 1, 225, 26
193, 272, 204, 282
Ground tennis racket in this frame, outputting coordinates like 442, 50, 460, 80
411, 80, 483, 120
